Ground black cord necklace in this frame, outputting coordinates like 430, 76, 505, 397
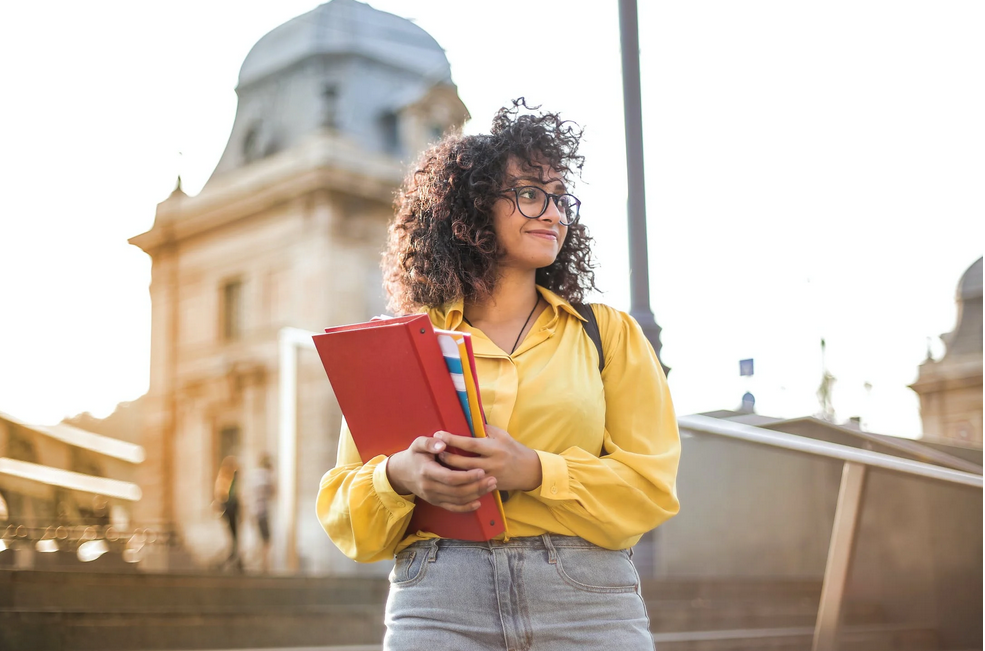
463, 297, 540, 354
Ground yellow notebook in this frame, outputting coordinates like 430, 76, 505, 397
439, 330, 507, 538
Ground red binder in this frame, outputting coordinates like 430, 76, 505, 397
312, 314, 506, 541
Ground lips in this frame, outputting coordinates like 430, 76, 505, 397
526, 230, 558, 240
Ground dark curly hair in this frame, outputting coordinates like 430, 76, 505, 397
382, 98, 597, 314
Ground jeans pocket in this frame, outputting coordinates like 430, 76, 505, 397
389, 548, 428, 586
553, 546, 640, 594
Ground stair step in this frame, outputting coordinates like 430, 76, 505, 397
0, 569, 389, 610
641, 577, 822, 600
645, 597, 884, 632
650, 623, 941, 651
0, 609, 386, 650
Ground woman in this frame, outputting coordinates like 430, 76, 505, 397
214, 455, 243, 572
317, 99, 680, 650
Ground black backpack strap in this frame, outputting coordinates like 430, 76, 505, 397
573, 303, 605, 374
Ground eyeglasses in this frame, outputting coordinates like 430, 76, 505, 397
501, 186, 581, 226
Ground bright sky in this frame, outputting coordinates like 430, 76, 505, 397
0, 1, 981, 438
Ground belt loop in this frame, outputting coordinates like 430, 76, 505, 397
427, 538, 439, 563
542, 533, 558, 564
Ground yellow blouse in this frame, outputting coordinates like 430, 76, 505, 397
316, 286, 681, 563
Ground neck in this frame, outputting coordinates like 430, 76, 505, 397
465, 268, 539, 325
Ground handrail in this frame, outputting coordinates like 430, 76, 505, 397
678, 414, 983, 489
678, 412, 982, 651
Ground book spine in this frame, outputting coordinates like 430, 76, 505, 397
405, 320, 505, 541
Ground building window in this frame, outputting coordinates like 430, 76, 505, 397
242, 122, 263, 164
221, 279, 243, 342
380, 112, 400, 154
322, 85, 339, 129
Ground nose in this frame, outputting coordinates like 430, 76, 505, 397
540, 196, 564, 224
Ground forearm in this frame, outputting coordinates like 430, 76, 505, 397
316, 456, 415, 563
524, 444, 680, 549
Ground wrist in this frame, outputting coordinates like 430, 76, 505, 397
385, 453, 412, 495
520, 448, 543, 492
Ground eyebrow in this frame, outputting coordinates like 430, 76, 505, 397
508, 175, 568, 193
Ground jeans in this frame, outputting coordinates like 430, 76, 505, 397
384, 534, 654, 651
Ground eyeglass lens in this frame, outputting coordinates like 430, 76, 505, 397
515, 187, 579, 224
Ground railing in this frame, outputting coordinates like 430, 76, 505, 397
0, 523, 174, 564
677, 414, 983, 651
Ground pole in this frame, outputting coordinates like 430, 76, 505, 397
618, 0, 668, 374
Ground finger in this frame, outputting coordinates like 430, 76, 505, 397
433, 431, 487, 454
409, 436, 445, 455
435, 500, 483, 513
422, 460, 485, 486
483, 424, 508, 440
438, 451, 486, 471
425, 476, 498, 504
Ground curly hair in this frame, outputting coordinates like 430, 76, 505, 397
382, 98, 597, 314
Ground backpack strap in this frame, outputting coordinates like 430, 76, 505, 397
573, 303, 605, 374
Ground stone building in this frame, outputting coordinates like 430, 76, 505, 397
910, 257, 983, 448
0, 411, 145, 569
129, 0, 468, 573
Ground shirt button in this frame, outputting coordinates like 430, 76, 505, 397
550, 485, 558, 495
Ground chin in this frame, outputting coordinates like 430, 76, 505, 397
532, 255, 560, 269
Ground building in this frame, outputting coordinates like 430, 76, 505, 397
0, 411, 145, 569
128, 0, 468, 573
910, 257, 983, 448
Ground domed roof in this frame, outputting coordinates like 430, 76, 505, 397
957, 256, 983, 302
238, 0, 451, 88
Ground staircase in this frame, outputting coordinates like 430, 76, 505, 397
641, 578, 941, 651
0, 569, 386, 651
0, 569, 953, 651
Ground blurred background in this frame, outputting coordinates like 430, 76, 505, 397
0, 1, 980, 650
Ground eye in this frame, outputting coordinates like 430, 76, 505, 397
517, 187, 540, 202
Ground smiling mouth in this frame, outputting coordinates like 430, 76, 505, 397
526, 231, 557, 240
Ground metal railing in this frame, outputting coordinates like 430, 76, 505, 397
677, 414, 983, 651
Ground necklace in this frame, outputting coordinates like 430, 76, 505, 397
463, 297, 540, 354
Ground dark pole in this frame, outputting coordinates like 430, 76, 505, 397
618, 0, 668, 374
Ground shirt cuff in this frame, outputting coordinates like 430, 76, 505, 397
373, 457, 416, 516
528, 450, 572, 501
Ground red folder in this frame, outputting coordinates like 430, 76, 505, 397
312, 314, 505, 541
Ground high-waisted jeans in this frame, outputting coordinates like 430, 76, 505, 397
384, 534, 654, 651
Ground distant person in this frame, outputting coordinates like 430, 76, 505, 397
250, 453, 276, 573
214, 456, 242, 572
316, 99, 681, 650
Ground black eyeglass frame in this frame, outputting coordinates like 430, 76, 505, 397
500, 186, 581, 226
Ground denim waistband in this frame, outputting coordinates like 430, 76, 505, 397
408, 534, 605, 552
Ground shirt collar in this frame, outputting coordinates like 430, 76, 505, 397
427, 285, 586, 329
535, 285, 587, 322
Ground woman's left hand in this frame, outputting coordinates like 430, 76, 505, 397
434, 425, 543, 493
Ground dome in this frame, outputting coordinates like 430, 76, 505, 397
238, 0, 452, 88
943, 257, 983, 358
957, 256, 983, 302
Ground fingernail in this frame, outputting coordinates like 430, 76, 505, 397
433, 441, 445, 452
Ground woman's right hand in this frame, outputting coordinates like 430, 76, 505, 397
386, 436, 498, 512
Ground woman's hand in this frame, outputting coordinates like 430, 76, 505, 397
386, 436, 498, 512
434, 425, 543, 493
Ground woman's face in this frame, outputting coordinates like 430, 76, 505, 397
491, 159, 569, 271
